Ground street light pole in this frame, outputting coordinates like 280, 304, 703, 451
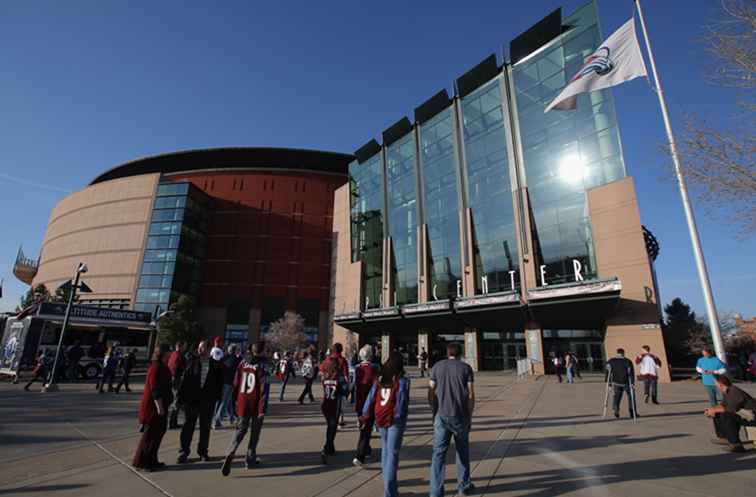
43, 262, 87, 392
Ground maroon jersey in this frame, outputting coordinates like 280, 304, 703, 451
374, 379, 400, 428
321, 377, 344, 419
320, 353, 348, 381
354, 362, 378, 414
235, 359, 266, 418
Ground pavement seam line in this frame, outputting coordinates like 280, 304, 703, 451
67, 422, 177, 497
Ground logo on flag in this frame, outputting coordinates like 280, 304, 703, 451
545, 18, 647, 113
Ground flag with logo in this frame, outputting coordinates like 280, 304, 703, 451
545, 17, 647, 113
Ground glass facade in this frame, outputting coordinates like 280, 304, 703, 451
460, 78, 521, 294
349, 155, 384, 309
419, 108, 462, 300
386, 133, 419, 305
512, 2, 624, 286
135, 182, 208, 315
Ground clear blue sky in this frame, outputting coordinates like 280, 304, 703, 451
1, 0, 753, 319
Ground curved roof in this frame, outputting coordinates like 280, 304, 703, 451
90, 147, 354, 185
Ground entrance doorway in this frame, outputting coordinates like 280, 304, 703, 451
542, 329, 605, 374
479, 331, 526, 371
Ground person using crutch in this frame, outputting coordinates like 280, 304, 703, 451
606, 348, 637, 419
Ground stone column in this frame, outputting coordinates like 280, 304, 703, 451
525, 328, 545, 375
381, 333, 392, 363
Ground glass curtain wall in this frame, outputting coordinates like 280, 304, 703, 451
386, 133, 419, 305
349, 156, 384, 309
512, 2, 625, 285
419, 108, 462, 300
135, 182, 208, 315
460, 77, 521, 293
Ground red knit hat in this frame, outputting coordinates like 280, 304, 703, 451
214, 336, 224, 347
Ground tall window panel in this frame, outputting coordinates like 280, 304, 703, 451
349, 156, 384, 309
461, 77, 520, 294
512, 2, 624, 286
386, 133, 418, 305
419, 108, 462, 300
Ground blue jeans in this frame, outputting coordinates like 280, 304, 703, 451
704, 385, 720, 406
378, 424, 405, 497
566, 367, 574, 384
214, 384, 236, 425
430, 416, 472, 497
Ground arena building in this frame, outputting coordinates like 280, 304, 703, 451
330, 2, 671, 379
17, 148, 351, 349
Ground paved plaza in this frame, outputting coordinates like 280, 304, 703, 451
1, 373, 754, 497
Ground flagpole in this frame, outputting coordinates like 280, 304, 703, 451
634, 0, 725, 362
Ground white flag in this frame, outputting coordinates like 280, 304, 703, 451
545, 17, 647, 113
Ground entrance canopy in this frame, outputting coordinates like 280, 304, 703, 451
334, 279, 622, 336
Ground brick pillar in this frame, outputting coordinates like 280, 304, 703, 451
463, 328, 479, 371
525, 328, 544, 375
381, 333, 392, 363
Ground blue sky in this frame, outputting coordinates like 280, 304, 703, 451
1, 0, 753, 319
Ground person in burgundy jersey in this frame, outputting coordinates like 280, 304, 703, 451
320, 357, 348, 464
276, 351, 296, 401
359, 351, 410, 497
320, 343, 349, 425
221, 341, 269, 476
352, 345, 379, 467
133, 344, 173, 472
167, 341, 186, 429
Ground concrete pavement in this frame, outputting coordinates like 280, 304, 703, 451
1, 373, 754, 497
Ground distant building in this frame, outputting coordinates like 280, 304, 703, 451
735, 315, 756, 340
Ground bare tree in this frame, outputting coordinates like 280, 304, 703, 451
675, 0, 756, 237
266, 311, 308, 352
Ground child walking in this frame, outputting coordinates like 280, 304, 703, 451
359, 351, 410, 497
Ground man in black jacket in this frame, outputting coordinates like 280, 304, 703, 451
606, 348, 637, 419
177, 340, 224, 463
115, 348, 137, 393
705, 374, 756, 452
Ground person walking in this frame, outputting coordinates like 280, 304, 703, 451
115, 348, 137, 393
607, 348, 637, 419
418, 348, 429, 378
358, 351, 410, 497
221, 341, 269, 476
352, 345, 379, 467
550, 352, 563, 383
321, 343, 349, 426
705, 374, 756, 453
429, 343, 475, 497
635, 345, 662, 404
97, 346, 118, 393
564, 352, 575, 384
168, 341, 186, 429
320, 357, 348, 464
65, 340, 84, 381
298, 349, 317, 404
748, 349, 756, 382
276, 352, 296, 402
24, 349, 51, 391
177, 340, 224, 463
696, 347, 727, 406
133, 344, 173, 472
214, 344, 241, 429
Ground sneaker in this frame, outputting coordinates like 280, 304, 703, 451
320, 451, 328, 465
352, 457, 364, 468
458, 483, 476, 496
245, 458, 261, 469
613, 411, 620, 419
644, 395, 649, 404
199, 454, 211, 462
177, 454, 188, 464
221, 454, 233, 476
711, 437, 729, 446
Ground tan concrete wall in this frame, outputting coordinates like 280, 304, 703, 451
33, 174, 159, 301
330, 183, 361, 349
587, 177, 671, 382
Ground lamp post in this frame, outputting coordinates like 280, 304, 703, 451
43, 262, 88, 392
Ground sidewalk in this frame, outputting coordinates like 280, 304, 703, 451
0, 373, 754, 497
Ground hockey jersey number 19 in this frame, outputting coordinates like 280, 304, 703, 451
235, 360, 266, 418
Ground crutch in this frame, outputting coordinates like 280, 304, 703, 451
627, 367, 638, 423
602, 367, 613, 418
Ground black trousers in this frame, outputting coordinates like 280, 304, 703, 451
98, 369, 116, 392
133, 415, 167, 469
324, 415, 338, 454
226, 415, 264, 464
643, 378, 658, 402
354, 417, 374, 462
180, 401, 214, 457
612, 384, 636, 415
713, 411, 756, 444
169, 385, 182, 428
116, 370, 132, 392
299, 377, 316, 402
24, 371, 47, 390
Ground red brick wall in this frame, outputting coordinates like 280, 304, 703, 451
167, 170, 346, 313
